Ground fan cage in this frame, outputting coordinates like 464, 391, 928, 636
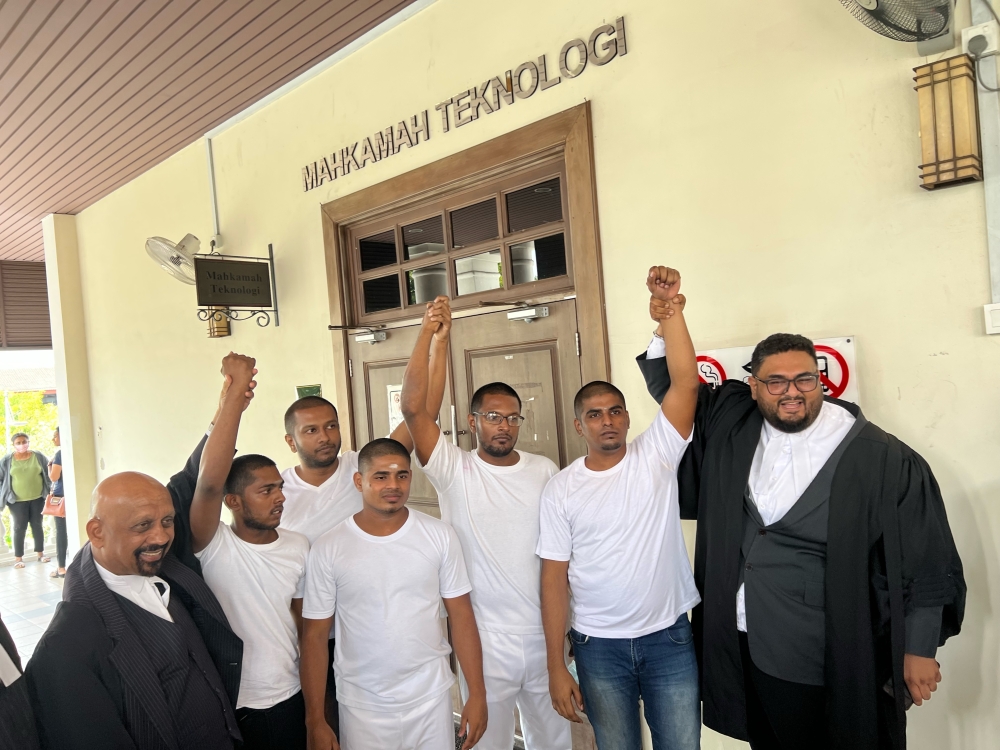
839, 0, 951, 42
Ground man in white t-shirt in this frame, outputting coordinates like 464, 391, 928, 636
187, 352, 310, 750
278, 316, 449, 728
538, 266, 702, 750
301, 438, 488, 750
400, 298, 572, 750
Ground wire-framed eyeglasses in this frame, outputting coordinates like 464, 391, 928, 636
754, 374, 821, 396
472, 411, 526, 426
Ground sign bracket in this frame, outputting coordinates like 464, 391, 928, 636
195, 244, 280, 327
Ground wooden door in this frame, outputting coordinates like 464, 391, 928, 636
448, 298, 585, 469
346, 323, 453, 517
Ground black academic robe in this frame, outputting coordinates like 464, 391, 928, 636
25, 545, 243, 750
637, 353, 966, 750
0, 613, 40, 750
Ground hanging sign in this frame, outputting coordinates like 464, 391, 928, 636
194, 257, 273, 308
696, 336, 859, 404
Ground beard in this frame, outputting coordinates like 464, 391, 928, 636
759, 395, 823, 434
133, 544, 168, 576
299, 442, 340, 469
481, 441, 515, 458
241, 506, 279, 531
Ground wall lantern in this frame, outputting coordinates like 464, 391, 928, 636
914, 54, 982, 190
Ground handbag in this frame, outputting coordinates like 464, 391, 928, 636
41, 493, 65, 518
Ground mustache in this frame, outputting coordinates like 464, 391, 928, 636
134, 544, 168, 558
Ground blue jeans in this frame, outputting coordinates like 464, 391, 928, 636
571, 614, 700, 750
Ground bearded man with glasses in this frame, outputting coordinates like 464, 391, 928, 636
637, 292, 966, 750
400, 297, 573, 750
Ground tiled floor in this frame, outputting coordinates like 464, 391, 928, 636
0, 550, 63, 665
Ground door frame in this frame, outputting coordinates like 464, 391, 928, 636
321, 103, 609, 449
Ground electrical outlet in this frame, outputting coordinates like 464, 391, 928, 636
962, 20, 1000, 57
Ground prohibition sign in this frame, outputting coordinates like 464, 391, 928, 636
814, 345, 849, 398
696, 355, 726, 385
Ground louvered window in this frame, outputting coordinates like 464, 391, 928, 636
0, 262, 52, 348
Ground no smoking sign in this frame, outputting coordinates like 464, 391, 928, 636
695, 336, 859, 404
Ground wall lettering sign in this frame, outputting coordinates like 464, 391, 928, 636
300, 15, 628, 192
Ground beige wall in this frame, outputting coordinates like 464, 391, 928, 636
69, 0, 997, 745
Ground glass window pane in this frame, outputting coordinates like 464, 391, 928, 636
403, 216, 445, 260
510, 233, 567, 285
454, 249, 502, 296
359, 229, 397, 271
505, 178, 562, 233
450, 199, 499, 249
363, 274, 401, 313
407, 263, 448, 305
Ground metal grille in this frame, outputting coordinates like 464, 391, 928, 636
450, 199, 499, 248
505, 178, 562, 234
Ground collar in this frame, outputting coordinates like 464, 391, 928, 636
94, 560, 170, 600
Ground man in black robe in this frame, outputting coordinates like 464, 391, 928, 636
0, 612, 39, 750
25, 471, 244, 750
636, 276, 965, 750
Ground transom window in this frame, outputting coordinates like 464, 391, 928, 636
345, 161, 572, 325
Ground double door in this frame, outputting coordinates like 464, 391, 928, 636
346, 299, 585, 516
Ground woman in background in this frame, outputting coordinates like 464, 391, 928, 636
0, 433, 50, 569
47, 427, 66, 578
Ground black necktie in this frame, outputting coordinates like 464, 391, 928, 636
153, 581, 166, 597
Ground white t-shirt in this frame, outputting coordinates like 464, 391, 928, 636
536, 410, 701, 639
419, 433, 557, 634
302, 510, 472, 712
279, 451, 363, 545
195, 522, 309, 709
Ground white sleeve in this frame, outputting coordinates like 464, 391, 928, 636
192, 521, 226, 563
535, 477, 572, 562
439, 525, 473, 599
417, 431, 464, 491
293, 539, 308, 599
633, 410, 693, 468
302, 539, 337, 619
646, 335, 666, 359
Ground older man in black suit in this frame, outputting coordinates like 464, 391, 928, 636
26, 471, 245, 750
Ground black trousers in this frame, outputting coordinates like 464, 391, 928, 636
53, 513, 67, 568
236, 690, 307, 750
739, 632, 827, 750
9, 499, 44, 558
326, 637, 340, 735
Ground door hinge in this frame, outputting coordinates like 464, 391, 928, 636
575, 331, 581, 357
348, 359, 353, 378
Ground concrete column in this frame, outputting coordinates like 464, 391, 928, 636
41, 214, 97, 553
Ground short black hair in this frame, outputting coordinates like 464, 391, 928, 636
750, 333, 817, 376
470, 382, 521, 414
573, 381, 626, 419
357, 438, 411, 474
10, 432, 28, 444
284, 396, 337, 434
225, 454, 277, 496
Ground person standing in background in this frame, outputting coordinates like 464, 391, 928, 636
46, 427, 67, 578
1, 433, 51, 569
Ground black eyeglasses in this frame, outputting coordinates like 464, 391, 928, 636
472, 411, 525, 426
754, 374, 820, 396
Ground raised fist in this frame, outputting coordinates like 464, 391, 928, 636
647, 266, 681, 302
221, 352, 256, 384
421, 296, 452, 339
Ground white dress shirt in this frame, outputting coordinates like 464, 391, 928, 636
95, 560, 173, 622
737, 401, 856, 631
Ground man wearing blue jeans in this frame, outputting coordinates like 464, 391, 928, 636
538, 266, 701, 749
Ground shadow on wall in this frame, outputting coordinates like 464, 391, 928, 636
906, 467, 998, 750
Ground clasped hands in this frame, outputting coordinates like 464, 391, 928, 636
647, 265, 686, 324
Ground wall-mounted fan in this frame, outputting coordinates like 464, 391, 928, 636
145, 234, 199, 285
839, 0, 954, 52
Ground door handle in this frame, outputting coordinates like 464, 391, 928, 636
450, 405, 459, 446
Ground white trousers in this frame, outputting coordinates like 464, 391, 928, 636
338, 689, 453, 750
460, 630, 572, 750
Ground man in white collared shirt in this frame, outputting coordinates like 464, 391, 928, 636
637, 288, 966, 750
